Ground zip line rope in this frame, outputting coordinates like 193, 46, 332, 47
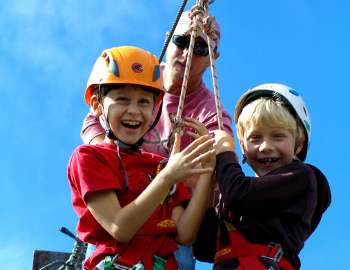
166, 0, 223, 153
203, 1, 224, 131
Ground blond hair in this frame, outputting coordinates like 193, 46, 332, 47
236, 97, 305, 144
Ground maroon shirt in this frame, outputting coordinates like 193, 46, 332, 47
192, 151, 331, 270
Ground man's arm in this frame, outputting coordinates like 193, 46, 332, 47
81, 112, 105, 144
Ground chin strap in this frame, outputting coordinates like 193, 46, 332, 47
99, 105, 136, 191
292, 154, 301, 162
114, 138, 143, 153
115, 143, 129, 191
242, 145, 248, 164
242, 153, 247, 164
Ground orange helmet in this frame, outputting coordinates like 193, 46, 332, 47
85, 46, 164, 106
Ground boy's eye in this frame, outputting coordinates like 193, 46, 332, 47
117, 97, 128, 102
139, 98, 153, 105
248, 135, 260, 141
274, 133, 285, 139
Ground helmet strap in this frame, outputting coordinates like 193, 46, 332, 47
241, 136, 249, 165
99, 104, 132, 191
116, 144, 129, 191
242, 144, 248, 164
242, 152, 247, 164
292, 154, 301, 162
114, 138, 143, 153
146, 97, 163, 134
293, 118, 301, 162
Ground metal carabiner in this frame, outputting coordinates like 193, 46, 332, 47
110, 254, 135, 270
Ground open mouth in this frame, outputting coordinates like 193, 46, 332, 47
121, 120, 141, 129
259, 158, 279, 165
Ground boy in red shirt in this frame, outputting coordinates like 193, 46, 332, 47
68, 46, 216, 270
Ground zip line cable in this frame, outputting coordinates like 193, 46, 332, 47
158, 0, 189, 63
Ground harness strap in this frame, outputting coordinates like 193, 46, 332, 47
163, 254, 178, 270
94, 217, 178, 269
215, 221, 295, 270
119, 218, 177, 267
113, 239, 179, 270
103, 236, 153, 269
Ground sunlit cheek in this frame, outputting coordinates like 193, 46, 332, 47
143, 110, 153, 127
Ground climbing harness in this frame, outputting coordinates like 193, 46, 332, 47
215, 220, 295, 270
166, 0, 224, 153
100, 254, 167, 270
92, 217, 179, 270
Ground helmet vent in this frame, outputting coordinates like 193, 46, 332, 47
103, 51, 120, 77
303, 107, 307, 117
304, 120, 311, 131
153, 65, 160, 82
289, 89, 300, 96
109, 59, 120, 77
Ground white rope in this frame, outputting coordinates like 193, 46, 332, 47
167, 0, 224, 152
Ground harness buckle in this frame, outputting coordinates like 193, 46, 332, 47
110, 254, 133, 270
261, 242, 284, 263
112, 263, 131, 270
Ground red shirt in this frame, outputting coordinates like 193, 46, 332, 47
68, 142, 191, 269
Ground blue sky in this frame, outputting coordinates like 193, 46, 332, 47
1, 1, 349, 269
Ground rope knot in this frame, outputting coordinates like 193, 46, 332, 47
167, 113, 185, 152
203, 14, 218, 41
184, 5, 205, 37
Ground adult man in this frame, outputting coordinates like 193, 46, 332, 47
81, 10, 233, 270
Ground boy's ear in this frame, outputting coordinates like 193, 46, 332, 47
90, 95, 103, 116
239, 138, 245, 153
296, 140, 305, 154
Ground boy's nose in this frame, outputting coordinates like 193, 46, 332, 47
127, 102, 140, 115
259, 140, 275, 152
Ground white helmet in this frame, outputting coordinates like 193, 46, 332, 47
234, 83, 311, 162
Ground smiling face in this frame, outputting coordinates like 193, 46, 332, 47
236, 96, 305, 177
101, 85, 155, 145
240, 125, 297, 177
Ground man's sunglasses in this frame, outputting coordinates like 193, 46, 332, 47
172, 35, 217, 57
